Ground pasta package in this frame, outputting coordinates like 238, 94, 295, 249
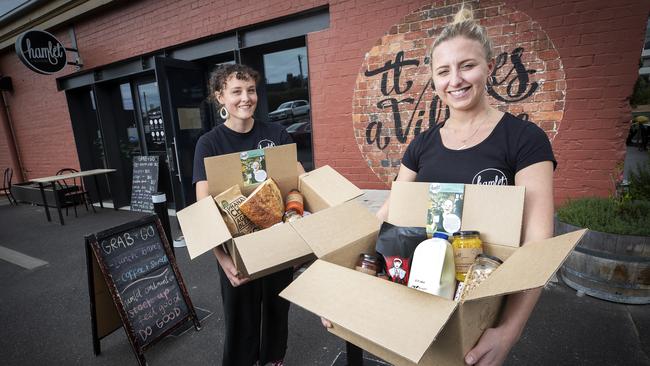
239, 178, 284, 229
214, 185, 258, 236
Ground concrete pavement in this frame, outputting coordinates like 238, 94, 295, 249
0, 188, 648, 365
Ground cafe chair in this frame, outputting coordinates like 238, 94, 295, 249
56, 168, 96, 217
2, 167, 17, 205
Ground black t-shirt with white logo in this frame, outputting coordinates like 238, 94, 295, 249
192, 121, 293, 184
401, 113, 556, 185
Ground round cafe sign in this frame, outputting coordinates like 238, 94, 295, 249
352, 0, 566, 185
15, 30, 67, 74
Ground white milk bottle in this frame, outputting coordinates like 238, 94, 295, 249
407, 232, 456, 299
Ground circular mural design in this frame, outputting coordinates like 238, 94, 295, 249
352, 0, 566, 185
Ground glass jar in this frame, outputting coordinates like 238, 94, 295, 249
355, 253, 379, 276
283, 210, 302, 223
458, 254, 503, 302
285, 189, 304, 215
451, 231, 483, 282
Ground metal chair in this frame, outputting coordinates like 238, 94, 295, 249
56, 168, 96, 217
2, 167, 17, 205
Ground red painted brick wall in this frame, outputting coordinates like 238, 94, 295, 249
0, 28, 78, 181
0, 0, 327, 181
308, 0, 649, 204
0, 0, 648, 205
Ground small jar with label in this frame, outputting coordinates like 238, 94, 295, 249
355, 253, 379, 276
451, 231, 483, 282
459, 254, 503, 302
285, 189, 304, 215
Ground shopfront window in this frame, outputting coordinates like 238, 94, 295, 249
263, 46, 313, 170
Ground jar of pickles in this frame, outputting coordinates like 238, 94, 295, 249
458, 254, 503, 302
355, 253, 379, 276
451, 231, 483, 281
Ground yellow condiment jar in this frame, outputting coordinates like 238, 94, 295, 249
451, 231, 483, 282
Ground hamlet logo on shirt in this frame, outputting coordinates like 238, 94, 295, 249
472, 168, 508, 186
257, 139, 276, 149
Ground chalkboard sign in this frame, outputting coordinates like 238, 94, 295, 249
86, 215, 200, 366
131, 156, 159, 212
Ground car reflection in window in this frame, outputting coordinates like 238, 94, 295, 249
286, 121, 311, 148
268, 100, 310, 125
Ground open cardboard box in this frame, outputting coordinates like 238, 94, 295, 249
280, 181, 587, 365
177, 143, 368, 280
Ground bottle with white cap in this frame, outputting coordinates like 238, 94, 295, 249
407, 232, 456, 299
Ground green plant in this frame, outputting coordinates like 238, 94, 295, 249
557, 197, 650, 236
627, 152, 650, 201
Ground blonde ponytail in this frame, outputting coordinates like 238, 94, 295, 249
430, 5, 493, 64
452, 5, 474, 24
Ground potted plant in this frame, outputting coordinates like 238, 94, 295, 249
555, 156, 650, 304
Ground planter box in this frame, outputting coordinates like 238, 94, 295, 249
555, 219, 650, 304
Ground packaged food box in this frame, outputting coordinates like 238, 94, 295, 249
280, 181, 586, 365
177, 143, 368, 280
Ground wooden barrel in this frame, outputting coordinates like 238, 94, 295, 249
555, 220, 650, 304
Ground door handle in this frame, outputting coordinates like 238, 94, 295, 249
172, 137, 182, 182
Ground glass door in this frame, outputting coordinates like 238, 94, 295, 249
133, 79, 175, 208
241, 38, 313, 170
154, 57, 208, 209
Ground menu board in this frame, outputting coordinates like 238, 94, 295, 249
87, 215, 199, 365
130, 156, 159, 212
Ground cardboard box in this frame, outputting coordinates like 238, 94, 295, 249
177, 143, 368, 280
280, 181, 587, 365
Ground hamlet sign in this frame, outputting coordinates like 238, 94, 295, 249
15, 30, 67, 74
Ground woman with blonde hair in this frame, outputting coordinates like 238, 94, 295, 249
326, 5, 556, 365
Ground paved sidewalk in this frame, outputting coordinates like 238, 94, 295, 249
0, 190, 648, 365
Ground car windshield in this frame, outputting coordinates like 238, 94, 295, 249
277, 102, 293, 109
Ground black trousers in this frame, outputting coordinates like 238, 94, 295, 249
217, 264, 293, 366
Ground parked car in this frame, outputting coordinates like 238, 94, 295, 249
286, 121, 311, 148
268, 100, 310, 124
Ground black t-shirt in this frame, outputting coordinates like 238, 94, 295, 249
401, 113, 556, 185
192, 121, 293, 184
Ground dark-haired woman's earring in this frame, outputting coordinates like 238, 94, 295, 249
220, 106, 229, 120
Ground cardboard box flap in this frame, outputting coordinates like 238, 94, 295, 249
233, 223, 313, 278
466, 229, 587, 301
280, 260, 457, 363
388, 181, 429, 227
177, 196, 232, 259
291, 200, 381, 258
389, 182, 525, 247
205, 143, 298, 197
299, 165, 364, 212
462, 185, 525, 247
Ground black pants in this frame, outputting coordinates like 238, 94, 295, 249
217, 265, 293, 366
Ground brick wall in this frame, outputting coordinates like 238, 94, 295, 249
308, 0, 649, 203
0, 0, 327, 181
0, 0, 648, 204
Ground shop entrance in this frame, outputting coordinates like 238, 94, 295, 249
153, 57, 209, 209
64, 37, 314, 211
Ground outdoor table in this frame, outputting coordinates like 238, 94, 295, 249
30, 169, 117, 225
